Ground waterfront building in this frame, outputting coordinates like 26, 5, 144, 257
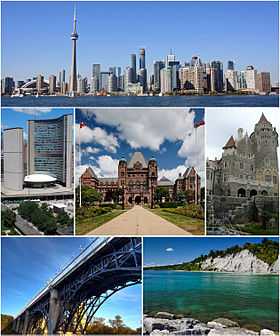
100, 72, 110, 91
153, 61, 165, 92
160, 67, 173, 94
69, 8, 78, 95
77, 75, 87, 94
36, 75, 44, 94
28, 114, 73, 187
256, 72, 271, 93
138, 68, 147, 92
49, 75, 57, 95
108, 73, 117, 93
91, 64, 101, 92
210, 61, 223, 92
3, 128, 24, 191
244, 65, 257, 91
225, 70, 239, 92
131, 54, 137, 83
1, 77, 14, 95
139, 48, 147, 91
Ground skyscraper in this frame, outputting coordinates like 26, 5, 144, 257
210, 61, 223, 92
131, 54, 137, 83
28, 114, 73, 188
69, 7, 78, 95
139, 48, 146, 69
245, 65, 257, 90
3, 128, 24, 191
227, 61, 234, 70
49, 75, 56, 95
153, 61, 165, 92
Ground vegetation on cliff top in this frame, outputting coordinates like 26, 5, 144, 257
146, 238, 279, 271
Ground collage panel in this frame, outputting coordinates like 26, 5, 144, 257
1, 237, 142, 335
143, 237, 279, 335
1, 108, 74, 236
75, 107, 205, 236
206, 108, 279, 236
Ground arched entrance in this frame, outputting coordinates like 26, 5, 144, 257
250, 190, 257, 198
261, 190, 268, 196
237, 188, 246, 197
135, 196, 141, 204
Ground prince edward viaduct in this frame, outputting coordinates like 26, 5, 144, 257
12, 237, 141, 334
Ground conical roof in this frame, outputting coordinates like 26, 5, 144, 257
258, 113, 270, 125
128, 152, 147, 168
223, 136, 236, 149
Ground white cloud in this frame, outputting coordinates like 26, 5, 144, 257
82, 146, 100, 155
83, 108, 197, 150
75, 123, 118, 153
158, 165, 187, 182
12, 108, 52, 115
75, 155, 119, 183
165, 247, 174, 252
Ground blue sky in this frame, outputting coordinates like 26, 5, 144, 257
76, 108, 205, 184
1, 237, 141, 329
1, 108, 73, 134
144, 237, 279, 266
2, 1, 279, 84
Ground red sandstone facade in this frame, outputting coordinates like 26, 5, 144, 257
81, 152, 201, 205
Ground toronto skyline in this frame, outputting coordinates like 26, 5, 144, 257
2, 1, 279, 83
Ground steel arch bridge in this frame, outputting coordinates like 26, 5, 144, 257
13, 237, 142, 334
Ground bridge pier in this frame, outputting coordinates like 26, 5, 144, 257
48, 288, 62, 334
22, 310, 30, 334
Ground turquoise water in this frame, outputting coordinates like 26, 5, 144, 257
144, 270, 279, 331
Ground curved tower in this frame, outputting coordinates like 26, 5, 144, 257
69, 7, 78, 95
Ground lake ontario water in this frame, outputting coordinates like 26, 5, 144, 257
144, 270, 279, 331
2, 95, 279, 107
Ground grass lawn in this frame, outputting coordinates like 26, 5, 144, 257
76, 209, 127, 235
150, 208, 205, 235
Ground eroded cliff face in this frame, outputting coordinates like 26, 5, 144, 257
200, 249, 279, 273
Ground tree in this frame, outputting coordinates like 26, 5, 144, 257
155, 187, 170, 203
109, 315, 124, 333
80, 186, 102, 206
1, 209, 16, 231
176, 191, 186, 203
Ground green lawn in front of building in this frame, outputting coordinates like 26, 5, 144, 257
76, 208, 127, 235
150, 208, 205, 235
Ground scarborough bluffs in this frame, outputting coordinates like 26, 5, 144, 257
146, 239, 279, 274
144, 239, 279, 335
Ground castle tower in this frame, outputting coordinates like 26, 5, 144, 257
253, 113, 278, 193
69, 7, 78, 95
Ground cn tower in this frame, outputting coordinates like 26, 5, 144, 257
69, 6, 78, 95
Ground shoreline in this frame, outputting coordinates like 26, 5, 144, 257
143, 313, 278, 335
144, 269, 279, 275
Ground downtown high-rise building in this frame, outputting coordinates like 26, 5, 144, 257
49, 75, 57, 95
139, 48, 147, 91
130, 54, 137, 83
245, 65, 257, 90
91, 64, 101, 92
3, 128, 24, 191
28, 114, 73, 187
210, 61, 223, 92
153, 61, 165, 92
256, 72, 271, 93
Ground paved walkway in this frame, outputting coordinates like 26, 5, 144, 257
88, 205, 191, 235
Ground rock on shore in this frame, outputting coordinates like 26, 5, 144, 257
143, 313, 275, 336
